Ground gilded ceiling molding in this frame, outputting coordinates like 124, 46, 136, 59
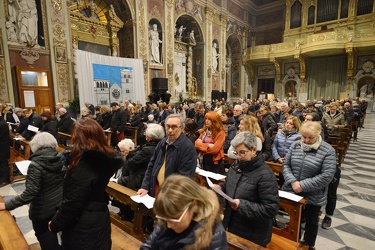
270, 57, 281, 83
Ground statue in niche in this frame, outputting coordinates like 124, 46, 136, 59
178, 26, 186, 41
212, 42, 219, 72
367, 80, 374, 98
189, 30, 196, 44
8, 0, 38, 46
359, 84, 367, 98
87, 0, 98, 18
149, 24, 162, 64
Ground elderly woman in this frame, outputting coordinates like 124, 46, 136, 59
282, 121, 336, 250
215, 131, 279, 247
99, 105, 112, 130
0, 132, 63, 249
141, 175, 227, 249
40, 110, 59, 141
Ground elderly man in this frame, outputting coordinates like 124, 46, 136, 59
233, 104, 242, 129
137, 114, 197, 197
55, 103, 64, 121
20, 109, 44, 140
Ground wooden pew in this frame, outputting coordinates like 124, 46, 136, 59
9, 134, 31, 183
111, 224, 141, 250
124, 126, 138, 146
0, 196, 30, 250
58, 130, 111, 147
106, 181, 307, 250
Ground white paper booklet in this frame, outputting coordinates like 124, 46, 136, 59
278, 190, 304, 202
206, 176, 234, 202
27, 125, 39, 132
195, 167, 226, 180
130, 194, 155, 209
15, 160, 32, 175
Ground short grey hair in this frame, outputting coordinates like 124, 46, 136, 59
117, 139, 134, 151
59, 107, 67, 114
29, 132, 58, 153
231, 131, 257, 150
145, 124, 165, 140
165, 113, 185, 128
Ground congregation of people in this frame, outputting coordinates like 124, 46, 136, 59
0, 94, 369, 249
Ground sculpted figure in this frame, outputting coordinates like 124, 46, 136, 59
149, 24, 162, 64
212, 42, 219, 72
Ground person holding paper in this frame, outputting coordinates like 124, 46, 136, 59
195, 111, 225, 174
141, 174, 227, 249
49, 119, 123, 249
216, 131, 279, 247
282, 121, 336, 250
0, 132, 63, 249
138, 114, 196, 197
20, 109, 44, 140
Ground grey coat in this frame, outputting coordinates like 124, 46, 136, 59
5, 148, 63, 221
282, 140, 336, 206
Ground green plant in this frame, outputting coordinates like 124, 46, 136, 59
69, 97, 80, 117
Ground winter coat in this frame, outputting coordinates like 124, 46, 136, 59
141, 221, 227, 250
110, 107, 127, 133
220, 153, 279, 247
99, 112, 112, 130
321, 110, 345, 136
272, 130, 301, 161
282, 140, 336, 206
41, 119, 59, 142
50, 150, 123, 250
57, 113, 74, 134
118, 141, 158, 191
141, 133, 197, 197
261, 112, 277, 136
262, 133, 273, 161
0, 116, 10, 161
5, 148, 63, 221
223, 117, 236, 153
21, 113, 44, 140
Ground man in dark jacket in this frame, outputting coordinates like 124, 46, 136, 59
57, 108, 74, 145
0, 106, 10, 187
138, 114, 197, 197
21, 109, 44, 140
110, 102, 127, 146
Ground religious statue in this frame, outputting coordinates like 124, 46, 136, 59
87, 0, 98, 18
212, 42, 219, 72
149, 24, 162, 64
178, 26, 186, 41
5, 16, 18, 42
359, 84, 367, 98
8, 0, 38, 46
367, 80, 374, 98
189, 30, 196, 44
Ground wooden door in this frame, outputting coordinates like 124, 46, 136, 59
16, 67, 54, 114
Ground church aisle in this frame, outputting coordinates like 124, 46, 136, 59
1, 113, 375, 249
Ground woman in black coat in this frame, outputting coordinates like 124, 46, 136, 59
40, 111, 59, 142
49, 119, 123, 250
0, 132, 63, 249
215, 131, 279, 247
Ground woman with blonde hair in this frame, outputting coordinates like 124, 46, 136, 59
141, 174, 227, 249
195, 111, 225, 174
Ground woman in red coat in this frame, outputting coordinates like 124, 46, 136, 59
195, 111, 225, 174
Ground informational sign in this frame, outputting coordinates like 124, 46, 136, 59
24, 90, 35, 107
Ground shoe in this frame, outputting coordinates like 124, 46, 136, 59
321, 216, 332, 229
0, 182, 10, 187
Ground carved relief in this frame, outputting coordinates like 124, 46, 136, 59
0, 59, 9, 103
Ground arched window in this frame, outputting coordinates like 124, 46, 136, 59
290, 1, 302, 29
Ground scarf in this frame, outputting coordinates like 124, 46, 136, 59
300, 135, 322, 151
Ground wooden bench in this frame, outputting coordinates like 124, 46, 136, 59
106, 182, 307, 249
9, 134, 31, 183
58, 130, 111, 147
124, 126, 138, 146
111, 223, 141, 250
0, 196, 30, 250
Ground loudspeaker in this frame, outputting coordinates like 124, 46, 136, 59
211, 90, 220, 101
152, 78, 168, 92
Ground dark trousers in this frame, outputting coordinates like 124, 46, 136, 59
0, 161, 9, 184
32, 217, 62, 250
302, 204, 321, 247
325, 167, 341, 215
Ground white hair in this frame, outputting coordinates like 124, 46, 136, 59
117, 138, 134, 151
29, 132, 58, 153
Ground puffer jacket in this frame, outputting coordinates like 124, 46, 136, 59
5, 148, 63, 221
272, 130, 301, 161
50, 150, 123, 250
220, 153, 279, 247
282, 140, 336, 206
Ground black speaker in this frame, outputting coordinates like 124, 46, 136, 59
212, 90, 220, 101
152, 78, 168, 92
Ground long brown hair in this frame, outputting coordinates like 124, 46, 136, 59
70, 119, 115, 168
200, 111, 224, 138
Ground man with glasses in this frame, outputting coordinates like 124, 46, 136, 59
138, 114, 197, 197
233, 104, 242, 129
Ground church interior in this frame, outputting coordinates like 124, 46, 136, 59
1, 1, 375, 249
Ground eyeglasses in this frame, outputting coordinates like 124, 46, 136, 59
232, 150, 249, 157
165, 124, 181, 130
155, 202, 191, 223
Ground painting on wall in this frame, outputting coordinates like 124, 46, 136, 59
257, 65, 275, 76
